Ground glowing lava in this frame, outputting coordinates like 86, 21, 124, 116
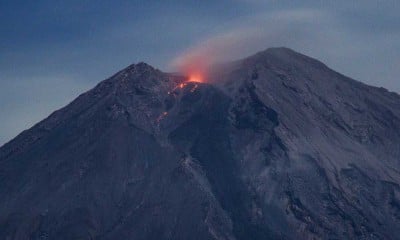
188, 72, 204, 83
167, 71, 204, 96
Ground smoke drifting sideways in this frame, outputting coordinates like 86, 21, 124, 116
169, 9, 331, 83
170, 28, 266, 83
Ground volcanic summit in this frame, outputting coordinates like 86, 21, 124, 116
1, 48, 400, 240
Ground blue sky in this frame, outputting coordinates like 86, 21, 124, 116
0, 0, 399, 145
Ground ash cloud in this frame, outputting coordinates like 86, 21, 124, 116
170, 9, 328, 78
171, 8, 400, 90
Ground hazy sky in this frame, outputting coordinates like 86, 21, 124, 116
1, 0, 399, 146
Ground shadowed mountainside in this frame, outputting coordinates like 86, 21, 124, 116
1, 48, 400, 239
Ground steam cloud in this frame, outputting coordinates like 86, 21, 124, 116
170, 9, 328, 80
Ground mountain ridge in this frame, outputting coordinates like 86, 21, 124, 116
1, 47, 400, 239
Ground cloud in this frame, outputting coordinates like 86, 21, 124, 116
170, 9, 329, 77
170, 8, 400, 93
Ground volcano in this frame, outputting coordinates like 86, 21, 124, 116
1, 48, 400, 240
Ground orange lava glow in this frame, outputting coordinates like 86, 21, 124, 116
188, 72, 204, 83
171, 47, 210, 84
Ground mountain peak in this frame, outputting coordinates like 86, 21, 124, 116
124, 62, 155, 72
2, 48, 400, 240
243, 47, 328, 70
117, 62, 160, 77
102, 61, 168, 92
256, 47, 308, 58
262, 46, 295, 54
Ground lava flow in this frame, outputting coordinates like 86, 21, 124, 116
168, 71, 205, 95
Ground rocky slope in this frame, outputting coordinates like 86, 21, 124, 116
1, 48, 400, 239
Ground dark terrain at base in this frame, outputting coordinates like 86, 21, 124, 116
1, 48, 400, 239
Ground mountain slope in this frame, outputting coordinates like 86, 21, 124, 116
212, 48, 400, 239
1, 48, 400, 239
